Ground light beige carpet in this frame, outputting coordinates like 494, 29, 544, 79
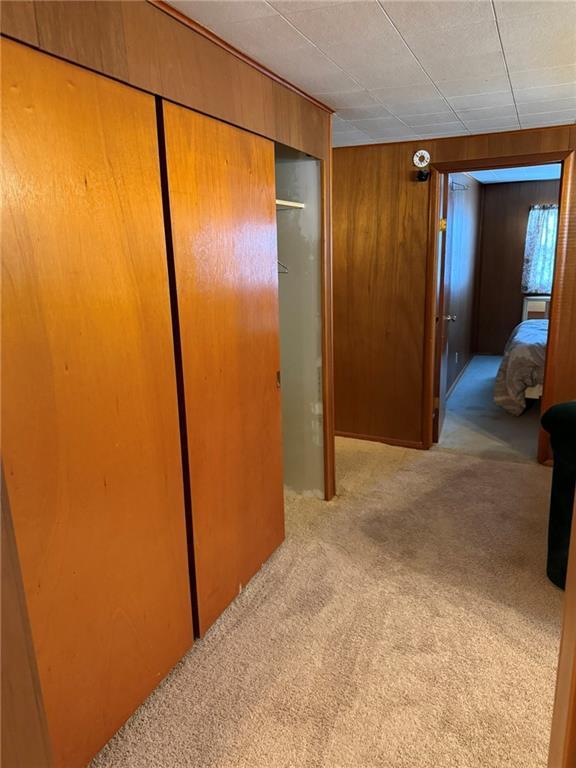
92, 438, 560, 768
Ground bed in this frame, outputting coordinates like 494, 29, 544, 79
494, 319, 548, 416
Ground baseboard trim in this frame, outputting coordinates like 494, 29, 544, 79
445, 356, 473, 400
335, 431, 424, 450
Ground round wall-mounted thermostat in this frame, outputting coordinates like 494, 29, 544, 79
413, 149, 430, 168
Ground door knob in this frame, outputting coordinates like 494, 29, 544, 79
443, 314, 457, 322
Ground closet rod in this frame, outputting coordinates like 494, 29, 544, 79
276, 199, 305, 210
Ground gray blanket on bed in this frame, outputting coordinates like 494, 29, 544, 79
494, 319, 548, 416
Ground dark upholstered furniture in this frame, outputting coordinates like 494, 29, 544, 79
541, 402, 576, 590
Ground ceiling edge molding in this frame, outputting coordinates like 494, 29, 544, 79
147, 0, 334, 115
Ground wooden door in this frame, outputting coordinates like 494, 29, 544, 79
433, 174, 450, 442
163, 102, 285, 636
2, 40, 193, 768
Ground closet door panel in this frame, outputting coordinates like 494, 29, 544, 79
1, 40, 193, 768
163, 103, 284, 635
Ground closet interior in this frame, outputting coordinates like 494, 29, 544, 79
275, 145, 325, 498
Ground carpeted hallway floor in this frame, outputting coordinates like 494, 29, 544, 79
92, 438, 560, 768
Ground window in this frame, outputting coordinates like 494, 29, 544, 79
522, 204, 558, 295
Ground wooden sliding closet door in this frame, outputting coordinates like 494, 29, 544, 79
163, 103, 284, 635
2, 41, 193, 768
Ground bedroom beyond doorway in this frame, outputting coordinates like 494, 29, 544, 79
433, 162, 562, 462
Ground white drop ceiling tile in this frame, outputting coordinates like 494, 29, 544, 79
517, 97, 576, 115
515, 83, 576, 103
393, 18, 502, 68
333, 135, 370, 147
169, 0, 276, 27
419, 50, 508, 84
336, 105, 394, 119
268, 49, 361, 93
510, 65, 576, 90
282, 1, 397, 50
402, 113, 462, 128
211, 14, 311, 59
419, 126, 470, 138
499, 11, 576, 72
351, 115, 403, 132
333, 127, 371, 140
447, 90, 514, 110
369, 84, 441, 105
454, 104, 517, 120
318, 90, 379, 108
462, 115, 520, 129
323, 38, 430, 89
382, 0, 495, 35
270, 0, 341, 13
392, 97, 453, 117
332, 115, 352, 130
467, 124, 520, 136
436, 74, 511, 97
494, 1, 574, 19
520, 111, 576, 127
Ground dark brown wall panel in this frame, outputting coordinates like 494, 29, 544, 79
333, 127, 576, 447
475, 179, 560, 355
445, 174, 481, 391
333, 144, 429, 446
2, 41, 193, 768
163, 102, 285, 636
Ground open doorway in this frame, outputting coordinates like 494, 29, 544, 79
433, 163, 562, 462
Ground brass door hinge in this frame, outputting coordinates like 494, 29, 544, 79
439, 218, 447, 232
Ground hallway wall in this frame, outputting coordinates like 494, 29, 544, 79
332, 125, 576, 449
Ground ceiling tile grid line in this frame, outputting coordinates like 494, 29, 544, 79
269, 0, 473, 135
490, 0, 521, 125
374, 1, 470, 132
167, 0, 576, 145
262, 0, 430, 138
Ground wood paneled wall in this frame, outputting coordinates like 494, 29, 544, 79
0, 0, 335, 500
333, 144, 429, 446
2, 40, 193, 768
333, 126, 576, 447
475, 179, 560, 355
445, 174, 481, 392
0, 0, 330, 160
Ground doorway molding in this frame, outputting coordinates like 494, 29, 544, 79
422, 149, 574, 464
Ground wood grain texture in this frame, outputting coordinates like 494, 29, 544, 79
163, 102, 285, 636
1, 41, 193, 768
433, 174, 450, 442
334, 127, 576, 447
540, 151, 576, 463
444, 174, 481, 390
1, 471, 52, 768
0, 0, 335, 497
322, 117, 336, 500
475, 179, 560, 355
0, 0, 330, 159
333, 144, 429, 444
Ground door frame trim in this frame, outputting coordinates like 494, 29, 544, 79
422, 150, 572, 456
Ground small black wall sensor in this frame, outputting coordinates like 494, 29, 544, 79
416, 169, 430, 182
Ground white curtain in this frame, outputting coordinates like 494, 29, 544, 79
522, 204, 558, 295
